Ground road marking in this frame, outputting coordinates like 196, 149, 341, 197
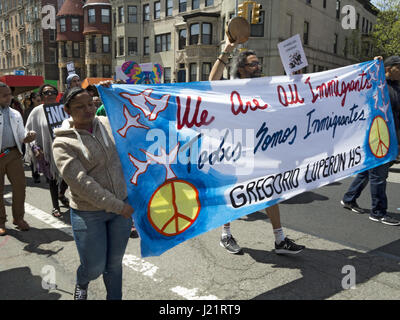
170, 286, 219, 300
122, 254, 162, 282
8, 194, 219, 300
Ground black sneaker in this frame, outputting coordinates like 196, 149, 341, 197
369, 215, 400, 226
341, 200, 364, 214
220, 235, 242, 254
74, 284, 88, 300
275, 237, 305, 255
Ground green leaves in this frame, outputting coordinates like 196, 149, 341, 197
371, 0, 400, 58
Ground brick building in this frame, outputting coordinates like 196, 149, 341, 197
110, 0, 378, 82
0, 0, 59, 80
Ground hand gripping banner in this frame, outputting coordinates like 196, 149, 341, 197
97, 60, 398, 257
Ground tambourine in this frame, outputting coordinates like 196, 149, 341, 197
225, 17, 250, 44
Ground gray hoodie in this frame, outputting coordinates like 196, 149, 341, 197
52, 116, 127, 215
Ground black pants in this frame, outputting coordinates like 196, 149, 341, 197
49, 179, 68, 211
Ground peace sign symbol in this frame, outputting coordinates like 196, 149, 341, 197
369, 116, 390, 159
148, 180, 200, 236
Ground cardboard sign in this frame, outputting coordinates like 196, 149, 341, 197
43, 103, 70, 139
278, 34, 309, 75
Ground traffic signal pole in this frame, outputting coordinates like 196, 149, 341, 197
235, 0, 238, 16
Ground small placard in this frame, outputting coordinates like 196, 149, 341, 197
67, 61, 75, 74
277, 34, 309, 75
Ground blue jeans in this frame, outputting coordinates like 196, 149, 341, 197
70, 208, 132, 300
343, 162, 391, 218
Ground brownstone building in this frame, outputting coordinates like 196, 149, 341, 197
83, 0, 112, 79
56, 0, 85, 89
56, 0, 112, 89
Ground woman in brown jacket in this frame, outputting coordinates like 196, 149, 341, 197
52, 87, 134, 300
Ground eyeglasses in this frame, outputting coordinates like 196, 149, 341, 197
245, 62, 261, 67
42, 90, 58, 96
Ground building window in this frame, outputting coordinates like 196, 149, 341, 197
202, 23, 212, 44
362, 17, 365, 33
103, 65, 111, 78
59, 18, 66, 32
90, 35, 96, 53
155, 33, 171, 53
101, 9, 110, 23
190, 23, 199, 45
128, 6, 137, 23
179, 29, 187, 49
90, 64, 97, 77
251, 11, 265, 37
144, 37, 150, 55
154, 1, 160, 19
49, 48, 56, 63
143, 4, 150, 21
202, 63, 211, 81
179, 0, 187, 13
192, 0, 199, 10
164, 67, 171, 83
118, 6, 124, 23
113, 11, 116, 26
128, 37, 137, 54
189, 63, 197, 82
286, 13, 293, 38
114, 41, 117, 57
356, 13, 360, 30
88, 8, 96, 24
303, 21, 309, 45
62, 42, 68, 57
166, 0, 173, 16
323, 0, 326, 8
119, 37, 124, 56
334, 33, 338, 53
336, 0, 341, 20
71, 18, 80, 31
73, 42, 80, 57
49, 29, 56, 42
103, 36, 110, 53
205, 0, 214, 6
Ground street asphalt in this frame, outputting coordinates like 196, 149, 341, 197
0, 163, 399, 303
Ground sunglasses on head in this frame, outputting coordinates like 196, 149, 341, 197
42, 90, 58, 96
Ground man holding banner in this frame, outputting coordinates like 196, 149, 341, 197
97, 35, 398, 258
341, 56, 400, 226
209, 39, 305, 255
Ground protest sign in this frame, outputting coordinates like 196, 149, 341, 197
43, 103, 70, 139
278, 34, 309, 75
